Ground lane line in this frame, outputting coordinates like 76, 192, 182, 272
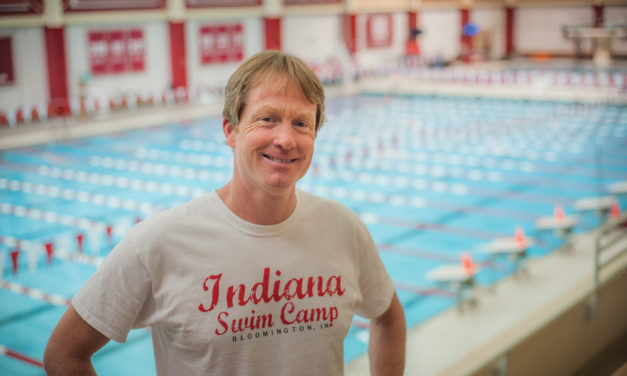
0, 280, 71, 307
0, 344, 44, 368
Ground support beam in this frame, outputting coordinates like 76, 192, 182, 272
460, 7, 471, 61
44, 27, 69, 116
406, 10, 420, 56
593, 4, 603, 27
343, 13, 357, 54
169, 21, 187, 91
505, 6, 515, 58
264, 17, 282, 50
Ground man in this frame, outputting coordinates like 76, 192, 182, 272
44, 50, 406, 375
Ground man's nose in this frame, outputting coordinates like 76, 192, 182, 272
273, 122, 297, 150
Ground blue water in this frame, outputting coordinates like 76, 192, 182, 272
1, 93, 626, 374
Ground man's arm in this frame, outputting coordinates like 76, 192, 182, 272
44, 304, 110, 376
368, 292, 406, 376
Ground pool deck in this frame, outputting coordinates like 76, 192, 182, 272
345, 224, 627, 375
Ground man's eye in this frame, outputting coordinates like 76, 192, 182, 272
295, 120, 314, 129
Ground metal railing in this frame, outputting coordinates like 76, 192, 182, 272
586, 212, 627, 319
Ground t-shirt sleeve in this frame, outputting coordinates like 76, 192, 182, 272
71, 226, 152, 343
353, 219, 395, 319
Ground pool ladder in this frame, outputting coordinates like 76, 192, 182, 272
585, 212, 627, 320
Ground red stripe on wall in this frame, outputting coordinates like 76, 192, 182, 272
505, 6, 515, 57
593, 5, 603, 27
44, 27, 69, 116
408, 10, 417, 32
460, 7, 471, 58
169, 21, 187, 90
264, 17, 281, 51
406, 10, 420, 55
343, 13, 357, 54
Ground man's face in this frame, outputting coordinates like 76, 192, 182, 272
224, 73, 317, 197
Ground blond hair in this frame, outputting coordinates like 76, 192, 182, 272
223, 50, 326, 132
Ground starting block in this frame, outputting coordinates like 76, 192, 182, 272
427, 255, 479, 311
483, 235, 535, 276
535, 208, 579, 251
573, 196, 616, 223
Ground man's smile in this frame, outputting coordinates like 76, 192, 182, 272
263, 154, 298, 164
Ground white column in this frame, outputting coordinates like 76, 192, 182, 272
264, 0, 282, 17
168, 0, 186, 22
44, 0, 64, 27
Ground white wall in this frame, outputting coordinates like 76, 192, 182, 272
0, 27, 47, 110
186, 17, 263, 93
66, 22, 170, 102
473, 7, 505, 59
419, 9, 460, 62
2, 4, 626, 114
283, 13, 344, 64
516, 6, 593, 54
605, 5, 627, 55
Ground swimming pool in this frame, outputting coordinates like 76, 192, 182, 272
1, 93, 625, 374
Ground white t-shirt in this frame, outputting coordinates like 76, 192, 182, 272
72, 189, 395, 375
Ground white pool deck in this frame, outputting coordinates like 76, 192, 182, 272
346, 226, 627, 376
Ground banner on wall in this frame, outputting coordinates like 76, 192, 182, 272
64, 0, 164, 12
199, 24, 244, 65
186, 0, 260, 7
0, 37, 14, 86
284, 0, 340, 4
366, 14, 393, 49
0, 0, 43, 15
88, 29, 145, 75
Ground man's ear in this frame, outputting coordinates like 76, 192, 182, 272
223, 119, 236, 148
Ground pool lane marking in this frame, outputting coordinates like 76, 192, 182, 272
0, 344, 43, 368
0, 280, 71, 307
0, 201, 108, 231
1, 162, 208, 198
2, 156, 581, 210
0, 178, 163, 215
0, 235, 104, 267
394, 282, 457, 298
2, 175, 545, 249
2, 165, 554, 225
378, 243, 506, 271
366, 214, 506, 240
308, 168, 576, 206
8, 146, 600, 205
379, 243, 459, 263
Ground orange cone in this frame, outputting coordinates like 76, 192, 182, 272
611, 201, 620, 220
554, 203, 565, 221
515, 225, 526, 245
461, 252, 475, 275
